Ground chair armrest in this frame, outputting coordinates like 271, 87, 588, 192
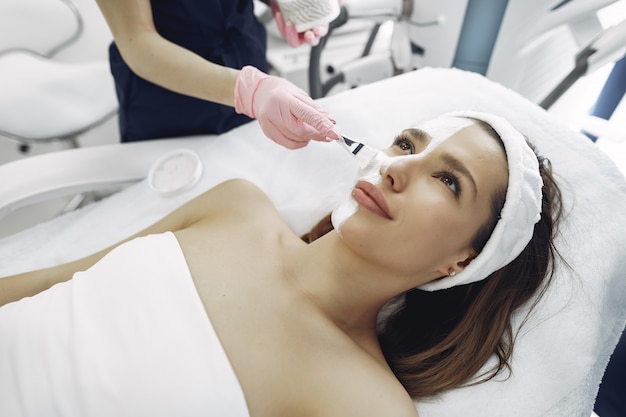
0, 137, 208, 218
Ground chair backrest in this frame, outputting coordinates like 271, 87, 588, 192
0, 0, 82, 56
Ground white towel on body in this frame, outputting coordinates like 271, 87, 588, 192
0, 232, 250, 417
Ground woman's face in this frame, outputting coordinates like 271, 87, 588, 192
338, 119, 508, 284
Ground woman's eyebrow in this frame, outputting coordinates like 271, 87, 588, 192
405, 128, 431, 144
441, 154, 478, 199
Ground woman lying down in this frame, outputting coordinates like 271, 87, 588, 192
0, 111, 563, 417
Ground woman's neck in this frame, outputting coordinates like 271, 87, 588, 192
282, 231, 404, 337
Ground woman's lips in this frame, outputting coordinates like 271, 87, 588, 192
351, 180, 392, 219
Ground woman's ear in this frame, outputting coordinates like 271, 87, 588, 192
438, 249, 477, 277
458, 250, 477, 268
446, 248, 477, 276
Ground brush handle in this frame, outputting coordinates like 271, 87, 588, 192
341, 135, 356, 146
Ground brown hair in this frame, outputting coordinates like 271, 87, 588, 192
301, 123, 564, 399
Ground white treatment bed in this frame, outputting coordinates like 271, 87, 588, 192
1, 67, 625, 417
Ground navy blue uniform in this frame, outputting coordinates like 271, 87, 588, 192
109, 0, 268, 142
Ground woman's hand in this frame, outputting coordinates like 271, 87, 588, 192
270, 0, 330, 47
234, 66, 341, 149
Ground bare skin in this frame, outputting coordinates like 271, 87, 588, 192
95, 0, 244, 107
0, 123, 508, 417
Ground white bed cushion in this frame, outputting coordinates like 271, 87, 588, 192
1, 67, 625, 417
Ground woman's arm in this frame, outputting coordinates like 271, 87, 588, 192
0, 250, 110, 308
0, 181, 247, 308
0, 208, 188, 307
95, 0, 239, 107
95, 0, 341, 149
0, 179, 281, 308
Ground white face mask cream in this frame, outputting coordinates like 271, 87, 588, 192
331, 150, 390, 235
412, 116, 474, 154
331, 116, 474, 235
378, 116, 474, 171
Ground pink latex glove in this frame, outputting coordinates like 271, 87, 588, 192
270, 0, 329, 47
234, 65, 341, 149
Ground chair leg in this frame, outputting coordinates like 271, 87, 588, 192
66, 136, 79, 148
61, 193, 88, 214
15, 135, 79, 155
61, 186, 124, 215
61, 190, 101, 214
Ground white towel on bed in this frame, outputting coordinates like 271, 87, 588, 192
0, 232, 249, 417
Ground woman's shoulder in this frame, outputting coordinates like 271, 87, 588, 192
206, 178, 272, 206
299, 346, 420, 417
318, 373, 419, 417
182, 179, 283, 226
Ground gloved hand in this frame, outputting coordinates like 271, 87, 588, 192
234, 65, 341, 149
270, 0, 329, 47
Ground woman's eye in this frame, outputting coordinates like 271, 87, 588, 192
437, 173, 461, 196
393, 136, 414, 154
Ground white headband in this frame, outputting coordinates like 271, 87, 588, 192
419, 111, 543, 291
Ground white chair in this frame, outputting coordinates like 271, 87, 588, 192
0, 0, 117, 152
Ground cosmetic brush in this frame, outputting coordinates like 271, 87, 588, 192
338, 135, 381, 168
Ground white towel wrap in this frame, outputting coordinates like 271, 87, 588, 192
418, 111, 543, 291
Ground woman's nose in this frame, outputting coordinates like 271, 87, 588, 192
381, 156, 415, 192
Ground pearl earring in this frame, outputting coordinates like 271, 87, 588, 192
449, 270, 456, 277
